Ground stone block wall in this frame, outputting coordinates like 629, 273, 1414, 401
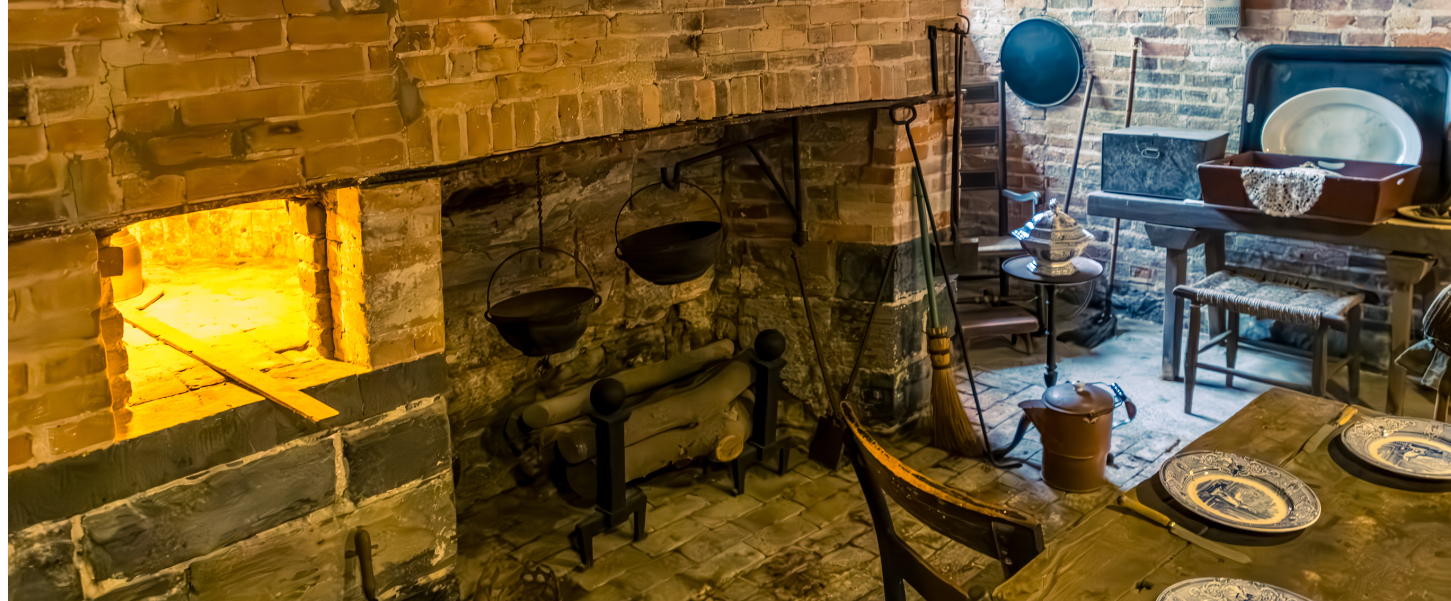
9, 0, 960, 239
963, 2, 1451, 362
9, 370, 459, 601
127, 199, 294, 265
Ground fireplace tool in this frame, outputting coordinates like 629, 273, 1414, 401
615, 180, 724, 285
485, 160, 601, 357
891, 103, 1025, 468
1061, 38, 1141, 350
889, 104, 983, 457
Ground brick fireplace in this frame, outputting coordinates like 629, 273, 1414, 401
9, 0, 963, 598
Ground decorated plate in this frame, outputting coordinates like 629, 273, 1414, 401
1158, 577, 1313, 601
1262, 87, 1422, 165
1341, 416, 1451, 480
1397, 205, 1451, 225
1158, 451, 1320, 533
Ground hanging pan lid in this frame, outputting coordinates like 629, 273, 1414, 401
1001, 17, 1084, 108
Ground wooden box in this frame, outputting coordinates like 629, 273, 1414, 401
1198, 152, 1421, 224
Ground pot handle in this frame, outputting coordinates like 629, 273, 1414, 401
615, 180, 724, 247
485, 246, 599, 319
1110, 383, 1137, 428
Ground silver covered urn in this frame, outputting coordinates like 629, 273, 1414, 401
1011, 199, 1094, 276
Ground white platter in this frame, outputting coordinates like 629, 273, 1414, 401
1158, 578, 1313, 601
1262, 87, 1422, 165
1158, 451, 1320, 533
1341, 416, 1451, 480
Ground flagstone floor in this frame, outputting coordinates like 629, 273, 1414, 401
456, 317, 1433, 601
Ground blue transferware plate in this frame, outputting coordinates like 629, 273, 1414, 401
1341, 416, 1451, 481
1158, 578, 1312, 601
1158, 451, 1320, 534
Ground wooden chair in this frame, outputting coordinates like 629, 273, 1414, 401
1174, 269, 1363, 414
842, 404, 1044, 601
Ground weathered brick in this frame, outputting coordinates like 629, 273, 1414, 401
704, 8, 763, 31
10, 378, 110, 429
9, 521, 81, 600
475, 48, 521, 74
35, 87, 92, 116
303, 138, 406, 179
10, 433, 34, 466
70, 156, 121, 218
117, 102, 177, 133
520, 43, 559, 69
9, 159, 61, 196
434, 19, 526, 47
147, 130, 234, 166
179, 86, 302, 125
162, 19, 284, 55
10, 126, 47, 158
343, 476, 456, 594
812, 3, 861, 23
46, 410, 114, 455
186, 516, 344, 601
42, 345, 107, 385
10, 47, 69, 81
8, 232, 96, 281
398, 0, 494, 20
283, 0, 332, 14
403, 55, 450, 81
244, 113, 357, 152
218, 0, 284, 19
498, 68, 582, 99
122, 175, 187, 212
1396, 31, 1451, 48
10, 8, 123, 44
304, 77, 396, 112
612, 13, 676, 35
406, 118, 433, 164
79, 438, 337, 580
256, 48, 366, 84
44, 119, 109, 153
137, 0, 219, 24
355, 106, 405, 138
124, 58, 252, 97
529, 16, 608, 40
184, 156, 303, 198
343, 400, 450, 501
418, 80, 499, 109
368, 46, 395, 72
288, 14, 391, 45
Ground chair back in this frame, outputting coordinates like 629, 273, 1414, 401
842, 404, 1044, 600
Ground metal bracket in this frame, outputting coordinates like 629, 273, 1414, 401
661, 119, 808, 246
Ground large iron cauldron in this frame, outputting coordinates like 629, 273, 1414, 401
615, 181, 724, 285
485, 247, 600, 357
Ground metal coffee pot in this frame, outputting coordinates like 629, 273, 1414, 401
1018, 382, 1135, 492
1011, 199, 1094, 276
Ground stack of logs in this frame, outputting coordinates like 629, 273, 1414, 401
517, 340, 759, 494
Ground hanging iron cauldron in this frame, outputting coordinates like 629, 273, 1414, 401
615, 181, 724, 285
485, 247, 600, 357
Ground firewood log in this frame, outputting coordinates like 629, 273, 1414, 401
521, 339, 736, 428
545, 357, 755, 463
565, 396, 752, 495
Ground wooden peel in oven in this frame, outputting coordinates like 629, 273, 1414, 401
1198, 152, 1421, 224
117, 305, 340, 422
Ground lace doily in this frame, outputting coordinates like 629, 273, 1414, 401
1240, 162, 1331, 217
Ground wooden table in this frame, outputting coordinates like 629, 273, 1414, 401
1087, 191, 1450, 415
994, 389, 1451, 600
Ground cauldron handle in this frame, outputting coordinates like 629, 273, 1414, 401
615, 180, 724, 247
485, 246, 599, 320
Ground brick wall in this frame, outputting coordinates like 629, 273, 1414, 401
9, 0, 960, 238
964, 1, 1451, 360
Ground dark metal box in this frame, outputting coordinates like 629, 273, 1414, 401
1101, 126, 1229, 200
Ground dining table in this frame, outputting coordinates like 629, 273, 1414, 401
1087, 191, 1451, 416
992, 387, 1451, 600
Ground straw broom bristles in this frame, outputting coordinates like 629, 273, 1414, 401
928, 326, 983, 456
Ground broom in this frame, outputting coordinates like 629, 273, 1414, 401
909, 150, 982, 457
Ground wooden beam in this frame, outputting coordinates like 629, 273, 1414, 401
118, 307, 339, 422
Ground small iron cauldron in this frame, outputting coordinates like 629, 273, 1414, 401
615, 181, 723, 285
485, 247, 600, 357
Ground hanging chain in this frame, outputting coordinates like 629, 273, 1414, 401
535, 156, 545, 251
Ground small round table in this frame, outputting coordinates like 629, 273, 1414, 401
1002, 255, 1104, 387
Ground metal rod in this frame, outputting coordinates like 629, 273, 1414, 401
791, 116, 806, 246
928, 26, 940, 95
661, 131, 790, 188
355, 529, 378, 601
745, 143, 800, 222
791, 249, 842, 410
1061, 74, 1096, 213
841, 246, 898, 405
1127, 37, 1141, 129
997, 78, 1009, 237
949, 19, 964, 244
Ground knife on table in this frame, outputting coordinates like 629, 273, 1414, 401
1117, 491, 1251, 564
1302, 406, 1358, 454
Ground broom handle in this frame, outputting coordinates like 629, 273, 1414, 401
914, 170, 942, 329
1101, 38, 1140, 319
1061, 74, 1095, 213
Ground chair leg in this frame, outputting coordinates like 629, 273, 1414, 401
1311, 322, 1329, 398
881, 558, 907, 601
1347, 305, 1362, 402
1225, 311, 1239, 389
1185, 302, 1201, 415
1023, 333, 1034, 356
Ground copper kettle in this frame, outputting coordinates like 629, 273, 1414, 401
1019, 382, 1135, 492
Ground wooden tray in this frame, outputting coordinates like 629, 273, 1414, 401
1198, 151, 1421, 224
